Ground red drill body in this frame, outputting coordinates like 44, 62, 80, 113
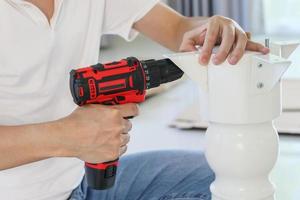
70, 57, 183, 190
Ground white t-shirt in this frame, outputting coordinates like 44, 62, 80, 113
0, 0, 159, 199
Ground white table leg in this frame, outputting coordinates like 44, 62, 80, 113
205, 122, 279, 200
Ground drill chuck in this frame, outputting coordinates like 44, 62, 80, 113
141, 59, 184, 89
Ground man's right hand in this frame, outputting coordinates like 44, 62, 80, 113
56, 104, 139, 164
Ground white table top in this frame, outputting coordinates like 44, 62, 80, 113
100, 35, 300, 200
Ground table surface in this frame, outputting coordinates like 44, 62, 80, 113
100, 35, 300, 200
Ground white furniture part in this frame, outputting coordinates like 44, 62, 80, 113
165, 43, 298, 200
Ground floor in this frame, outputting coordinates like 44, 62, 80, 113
100, 35, 300, 200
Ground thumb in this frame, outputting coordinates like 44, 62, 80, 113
179, 26, 207, 52
111, 104, 139, 118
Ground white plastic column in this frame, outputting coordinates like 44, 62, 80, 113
165, 48, 295, 200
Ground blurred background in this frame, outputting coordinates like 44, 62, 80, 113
168, 0, 300, 37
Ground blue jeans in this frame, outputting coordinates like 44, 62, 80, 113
69, 150, 214, 200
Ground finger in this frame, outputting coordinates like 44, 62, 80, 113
120, 133, 130, 146
199, 23, 219, 65
213, 26, 235, 65
199, 22, 220, 65
112, 103, 139, 118
246, 41, 270, 54
198, 30, 207, 46
228, 33, 248, 65
119, 145, 128, 156
122, 119, 132, 133
179, 38, 197, 52
245, 32, 251, 40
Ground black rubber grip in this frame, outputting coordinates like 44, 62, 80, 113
85, 162, 118, 190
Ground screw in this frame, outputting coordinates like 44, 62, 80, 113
265, 38, 270, 48
257, 82, 264, 89
258, 63, 263, 68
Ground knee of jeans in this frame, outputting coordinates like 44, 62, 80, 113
120, 150, 210, 169
119, 150, 215, 186
150, 150, 214, 174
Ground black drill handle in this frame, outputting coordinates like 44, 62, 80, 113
85, 116, 133, 190
85, 160, 119, 190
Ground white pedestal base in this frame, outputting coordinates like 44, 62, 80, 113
205, 122, 279, 200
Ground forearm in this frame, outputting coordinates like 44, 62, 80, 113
0, 122, 65, 170
134, 3, 208, 52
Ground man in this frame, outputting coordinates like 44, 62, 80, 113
0, 0, 269, 200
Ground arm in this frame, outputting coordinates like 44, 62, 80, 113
0, 104, 136, 170
134, 3, 204, 51
0, 123, 62, 169
134, 3, 269, 65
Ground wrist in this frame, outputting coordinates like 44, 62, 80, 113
28, 120, 72, 159
49, 117, 83, 159
179, 16, 208, 34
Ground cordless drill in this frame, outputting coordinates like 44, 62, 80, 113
70, 57, 183, 190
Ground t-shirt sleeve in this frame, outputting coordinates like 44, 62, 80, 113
102, 0, 160, 41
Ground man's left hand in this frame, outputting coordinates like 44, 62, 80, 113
179, 15, 270, 65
